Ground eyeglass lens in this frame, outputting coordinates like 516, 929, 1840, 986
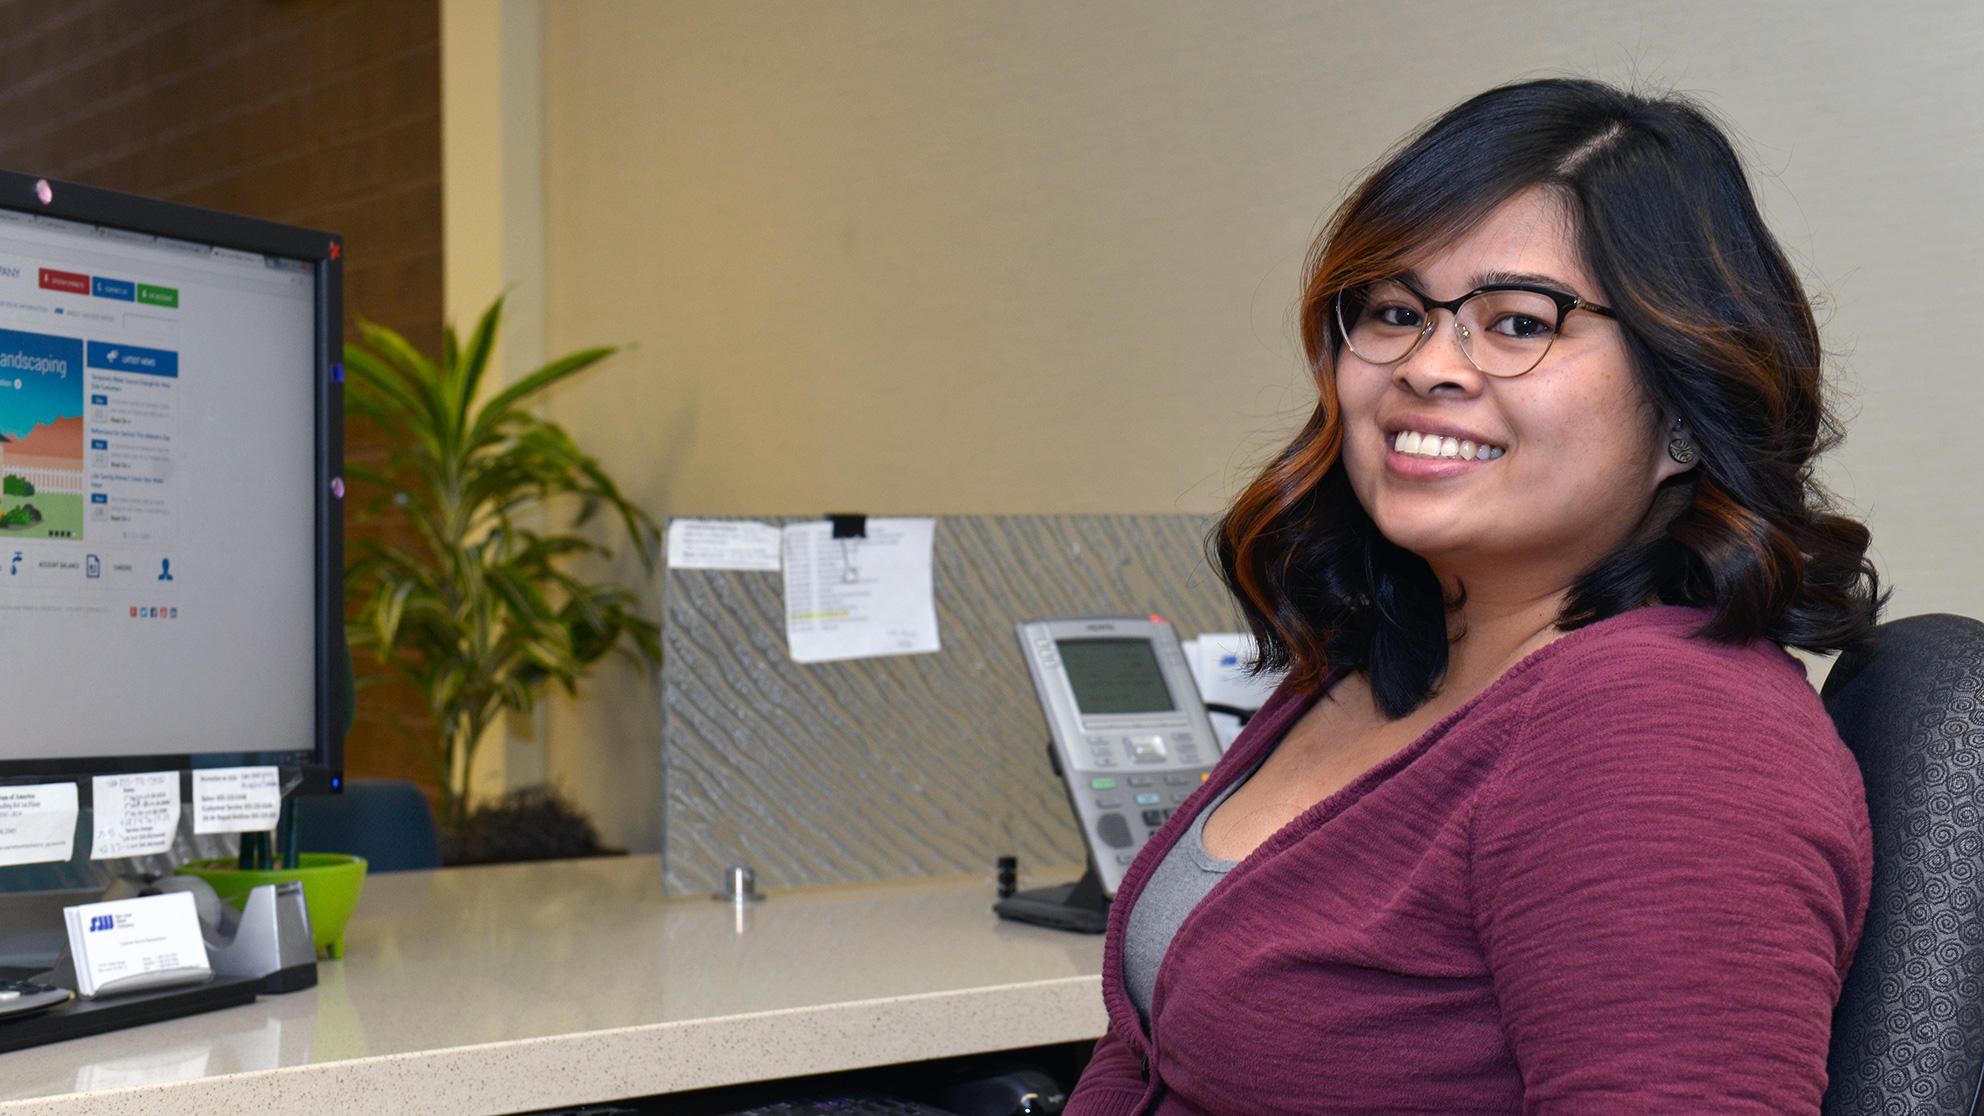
1340, 280, 1563, 376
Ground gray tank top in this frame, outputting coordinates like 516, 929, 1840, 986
1123, 756, 1265, 1024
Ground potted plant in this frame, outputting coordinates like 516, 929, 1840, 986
341, 297, 660, 845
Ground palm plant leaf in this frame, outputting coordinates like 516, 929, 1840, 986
454, 296, 504, 418
355, 319, 450, 436
343, 303, 660, 828
467, 346, 617, 449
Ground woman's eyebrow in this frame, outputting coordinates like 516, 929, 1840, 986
1399, 268, 1585, 294
1471, 269, 1581, 291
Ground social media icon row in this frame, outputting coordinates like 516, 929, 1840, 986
130, 606, 177, 619
0, 554, 172, 584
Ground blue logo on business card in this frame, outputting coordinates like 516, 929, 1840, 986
88, 914, 114, 932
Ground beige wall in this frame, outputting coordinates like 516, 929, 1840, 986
442, 0, 551, 804
473, 0, 1984, 851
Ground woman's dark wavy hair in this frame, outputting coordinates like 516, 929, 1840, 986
1214, 77, 1885, 718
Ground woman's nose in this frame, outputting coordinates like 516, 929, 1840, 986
1394, 313, 1484, 396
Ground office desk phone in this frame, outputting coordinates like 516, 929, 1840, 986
1014, 616, 1223, 900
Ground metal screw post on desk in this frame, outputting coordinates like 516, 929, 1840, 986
715, 865, 764, 936
714, 865, 765, 903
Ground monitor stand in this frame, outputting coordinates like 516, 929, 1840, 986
993, 863, 1110, 934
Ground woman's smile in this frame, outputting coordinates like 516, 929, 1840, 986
1384, 432, 1504, 479
1382, 419, 1507, 480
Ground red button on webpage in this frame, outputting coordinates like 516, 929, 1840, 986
38, 268, 88, 294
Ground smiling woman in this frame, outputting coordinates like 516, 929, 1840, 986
1333, 185, 1693, 638
1222, 82, 1883, 718
1067, 78, 1885, 1116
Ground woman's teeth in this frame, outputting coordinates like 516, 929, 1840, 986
1391, 430, 1504, 461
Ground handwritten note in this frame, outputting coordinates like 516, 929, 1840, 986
92, 772, 182, 859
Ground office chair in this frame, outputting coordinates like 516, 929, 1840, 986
293, 779, 442, 873
1821, 613, 1984, 1115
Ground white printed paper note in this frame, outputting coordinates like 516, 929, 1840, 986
667, 519, 782, 571
192, 767, 281, 835
0, 783, 78, 867
782, 518, 941, 664
64, 891, 211, 998
92, 772, 182, 859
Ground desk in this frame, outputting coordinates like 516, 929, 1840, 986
0, 856, 1106, 1114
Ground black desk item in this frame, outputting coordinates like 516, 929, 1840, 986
992, 865, 1109, 935
1819, 613, 1984, 1116
0, 973, 261, 1054
717, 1098, 959, 1115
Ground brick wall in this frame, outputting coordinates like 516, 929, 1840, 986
0, 0, 445, 798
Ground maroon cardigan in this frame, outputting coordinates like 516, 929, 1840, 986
1067, 606, 1872, 1115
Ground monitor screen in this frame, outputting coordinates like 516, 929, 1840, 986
1055, 637, 1177, 716
0, 173, 339, 783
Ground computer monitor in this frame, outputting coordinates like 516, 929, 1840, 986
0, 169, 343, 794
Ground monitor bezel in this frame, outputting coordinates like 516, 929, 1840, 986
0, 169, 344, 793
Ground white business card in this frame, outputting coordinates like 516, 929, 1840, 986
0, 783, 79, 867
64, 891, 211, 998
191, 767, 281, 835
91, 772, 182, 859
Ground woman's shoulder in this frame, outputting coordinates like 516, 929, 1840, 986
1499, 605, 1856, 791
1470, 605, 1872, 925
1520, 604, 1820, 715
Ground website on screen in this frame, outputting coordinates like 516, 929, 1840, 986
0, 211, 315, 759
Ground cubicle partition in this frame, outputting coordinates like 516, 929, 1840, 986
660, 514, 1238, 895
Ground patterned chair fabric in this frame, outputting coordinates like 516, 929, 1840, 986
1822, 613, 1984, 1115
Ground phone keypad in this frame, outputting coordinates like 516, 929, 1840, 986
1082, 762, 1215, 875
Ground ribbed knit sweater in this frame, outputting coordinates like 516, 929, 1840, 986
1066, 605, 1872, 1115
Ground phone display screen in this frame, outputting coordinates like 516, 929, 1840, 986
1055, 638, 1176, 715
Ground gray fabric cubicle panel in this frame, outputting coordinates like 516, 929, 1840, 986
660, 514, 1239, 895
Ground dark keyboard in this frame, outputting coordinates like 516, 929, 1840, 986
717, 1098, 957, 1115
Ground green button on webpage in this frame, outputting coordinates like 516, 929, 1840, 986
136, 284, 178, 308
1089, 777, 1116, 790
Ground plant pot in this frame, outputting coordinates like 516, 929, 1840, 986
176, 852, 368, 959
439, 785, 615, 866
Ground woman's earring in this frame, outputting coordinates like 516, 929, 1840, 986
1666, 418, 1696, 465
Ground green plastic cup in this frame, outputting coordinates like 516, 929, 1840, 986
176, 852, 368, 959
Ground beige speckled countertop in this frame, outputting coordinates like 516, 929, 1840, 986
0, 855, 1106, 1115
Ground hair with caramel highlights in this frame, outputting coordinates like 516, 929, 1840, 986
1214, 78, 1884, 717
